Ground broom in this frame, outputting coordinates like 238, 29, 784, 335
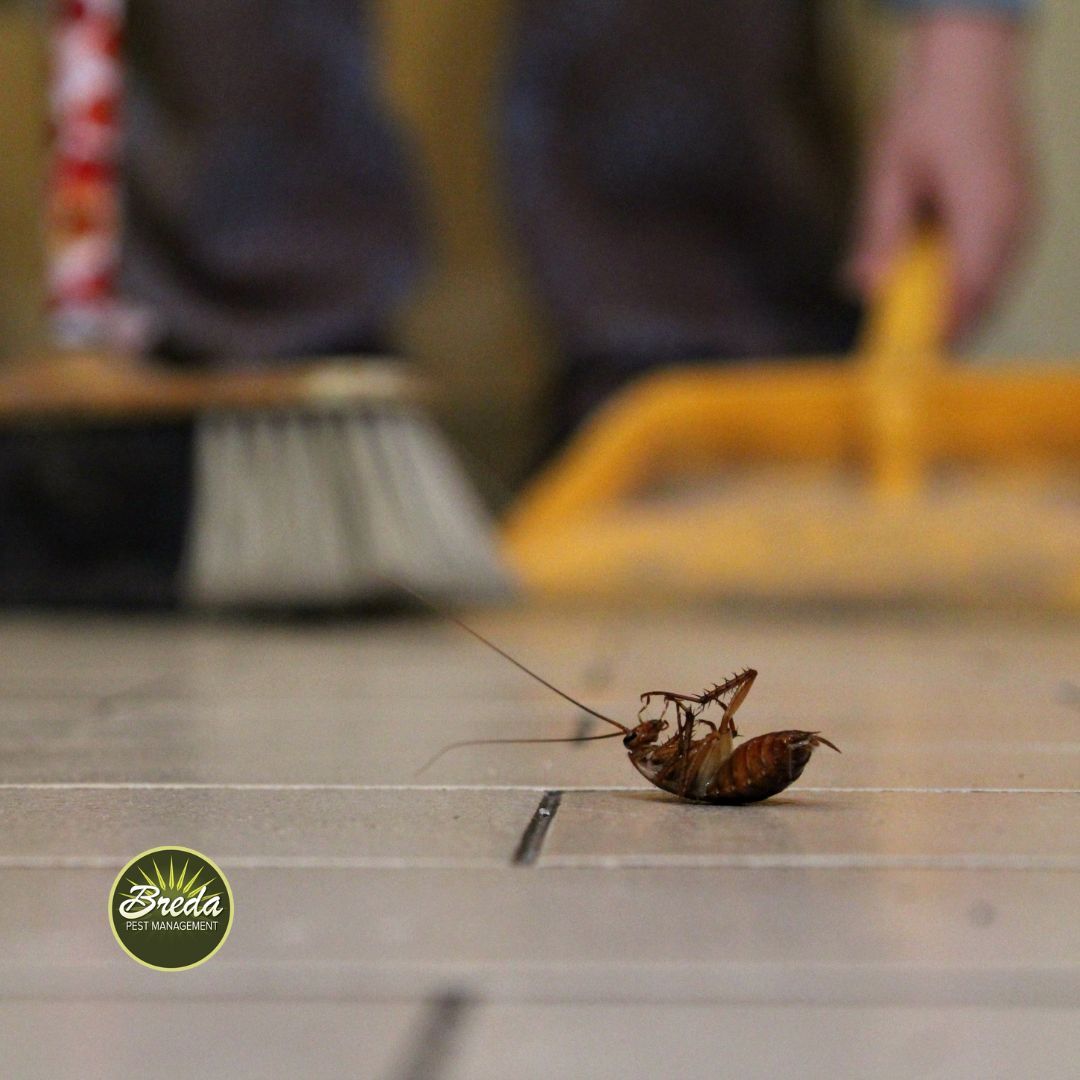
6, 1, 511, 608
0, 352, 514, 607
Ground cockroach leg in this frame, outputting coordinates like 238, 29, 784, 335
676, 703, 700, 796
716, 668, 757, 718
640, 690, 705, 706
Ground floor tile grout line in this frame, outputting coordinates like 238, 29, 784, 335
512, 791, 562, 866
0, 783, 1075, 794
539, 854, 1080, 871
0, 856, 511, 870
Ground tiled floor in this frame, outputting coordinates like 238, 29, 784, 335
0, 606, 1076, 1078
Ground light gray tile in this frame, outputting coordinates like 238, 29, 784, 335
0, 694, 583, 785
451, 1003, 1080, 1080
1, 606, 1075, 1080
1, 868, 1076, 1004
0, 788, 541, 866
413, 732, 1080, 791
0, 1000, 423, 1080
0, 610, 1075, 788
0, 682, 1074, 788
2, 705, 1074, 788
543, 790, 1080, 867
1, 609, 1075, 720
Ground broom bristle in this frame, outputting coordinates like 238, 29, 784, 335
182, 404, 514, 608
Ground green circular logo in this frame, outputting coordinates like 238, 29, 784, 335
109, 847, 234, 971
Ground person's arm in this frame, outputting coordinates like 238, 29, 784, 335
846, 4, 1036, 341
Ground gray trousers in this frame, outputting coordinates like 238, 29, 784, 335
122, 0, 858, 369
0, 0, 860, 605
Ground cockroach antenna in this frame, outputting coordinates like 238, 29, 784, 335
414, 729, 626, 776
388, 579, 629, 734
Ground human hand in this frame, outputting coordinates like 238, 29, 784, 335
846, 13, 1036, 342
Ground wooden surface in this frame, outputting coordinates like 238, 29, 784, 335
0, 604, 1076, 1077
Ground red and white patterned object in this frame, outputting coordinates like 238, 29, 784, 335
45, 0, 134, 349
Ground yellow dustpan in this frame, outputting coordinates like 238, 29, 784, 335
502, 236, 1080, 609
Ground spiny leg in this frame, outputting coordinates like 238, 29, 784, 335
641, 669, 757, 714
699, 669, 757, 708
639, 690, 701, 711
715, 669, 757, 737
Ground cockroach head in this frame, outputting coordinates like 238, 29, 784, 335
623, 717, 667, 748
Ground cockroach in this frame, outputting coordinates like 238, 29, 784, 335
406, 589, 840, 804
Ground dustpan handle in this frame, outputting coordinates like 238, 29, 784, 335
857, 230, 948, 360
504, 233, 949, 542
857, 230, 949, 498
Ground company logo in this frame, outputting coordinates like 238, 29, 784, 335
109, 847, 234, 970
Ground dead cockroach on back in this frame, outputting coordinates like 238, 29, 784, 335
405, 587, 839, 804
625, 672, 839, 803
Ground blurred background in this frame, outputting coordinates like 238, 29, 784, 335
1, 1, 1077, 479
0, 1, 1076, 610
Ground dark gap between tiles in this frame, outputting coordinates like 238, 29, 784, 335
388, 988, 475, 1080
513, 790, 562, 866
